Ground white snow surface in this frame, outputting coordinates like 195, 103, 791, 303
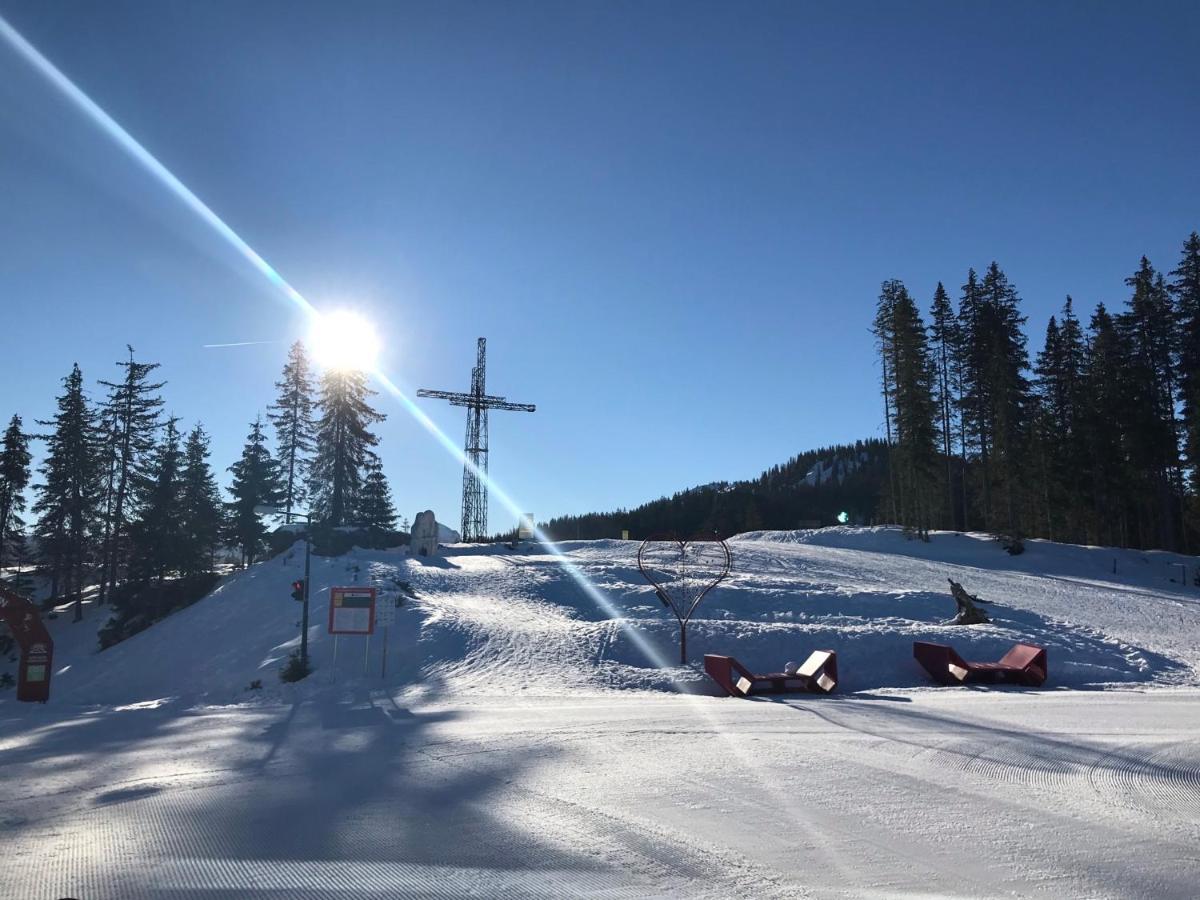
2, 527, 1200, 898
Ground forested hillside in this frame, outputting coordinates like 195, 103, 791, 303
547, 230, 1200, 553
876, 230, 1200, 552
541, 440, 890, 540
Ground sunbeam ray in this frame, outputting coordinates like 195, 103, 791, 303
0, 10, 677, 678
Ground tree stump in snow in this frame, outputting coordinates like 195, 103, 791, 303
947, 578, 990, 625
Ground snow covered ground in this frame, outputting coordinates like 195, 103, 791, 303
2, 528, 1200, 898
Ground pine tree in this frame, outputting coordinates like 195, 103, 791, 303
875, 281, 939, 538
227, 417, 282, 565
958, 263, 1030, 542
956, 268, 985, 529
0, 414, 33, 570
1032, 298, 1088, 543
96, 347, 165, 602
1117, 257, 1182, 549
889, 283, 940, 539
357, 455, 397, 530
928, 282, 960, 529
872, 282, 902, 523
1032, 316, 1064, 540
128, 417, 184, 582
178, 424, 224, 576
1079, 304, 1128, 546
310, 369, 385, 526
267, 341, 316, 522
983, 262, 1031, 545
1170, 232, 1200, 497
32, 364, 101, 621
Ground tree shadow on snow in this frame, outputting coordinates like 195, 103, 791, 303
2, 675, 651, 898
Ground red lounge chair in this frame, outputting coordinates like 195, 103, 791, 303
704, 651, 838, 697
913, 641, 1047, 687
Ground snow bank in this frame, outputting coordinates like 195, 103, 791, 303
8, 528, 1200, 710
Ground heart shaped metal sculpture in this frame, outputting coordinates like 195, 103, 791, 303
637, 534, 732, 664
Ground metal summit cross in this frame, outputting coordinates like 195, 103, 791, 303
417, 338, 535, 542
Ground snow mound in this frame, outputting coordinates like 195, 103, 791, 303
9, 528, 1200, 709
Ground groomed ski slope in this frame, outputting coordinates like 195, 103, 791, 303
2, 527, 1199, 898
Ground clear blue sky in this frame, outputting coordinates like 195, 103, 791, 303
1, 1, 1197, 531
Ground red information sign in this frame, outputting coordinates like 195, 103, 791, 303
328, 586, 376, 635
0, 584, 55, 703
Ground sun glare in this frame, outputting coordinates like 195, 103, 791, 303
309, 310, 381, 371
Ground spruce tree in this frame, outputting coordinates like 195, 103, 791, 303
358, 455, 397, 530
0, 414, 33, 570
1113, 256, 1180, 547
956, 268, 986, 528
928, 282, 960, 529
178, 424, 224, 576
310, 369, 385, 526
1117, 257, 1182, 549
1170, 232, 1200, 496
96, 347, 165, 601
32, 364, 101, 621
1032, 298, 1088, 543
889, 283, 940, 539
267, 341, 316, 522
960, 262, 1030, 543
876, 281, 939, 538
227, 417, 282, 565
1079, 304, 1128, 546
128, 417, 184, 582
1032, 317, 1064, 540
872, 282, 901, 523
990, 263, 1031, 546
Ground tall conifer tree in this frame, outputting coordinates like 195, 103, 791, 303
227, 417, 282, 565
358, 455, 397, 530
129, 417, 184, 582
310, 370, 385, 526
178, 424, 224, 576
1118, 258, 1181, 548
876, 281, 939, 537
0, 414, 32, 570
267, 341, 316, 521
96, 347, 165, 601
928, 282, 959, 528
956, 268, 986, 528
890, 284, 940, 539
873, 282, 902, 523
33, 364, 101, 621
1170, 232, 1200, 496
1079, 304, 1128, 545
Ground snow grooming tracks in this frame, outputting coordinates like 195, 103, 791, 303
1086, 740, 1200, 818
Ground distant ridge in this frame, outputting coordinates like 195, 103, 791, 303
542, 438, 890, 540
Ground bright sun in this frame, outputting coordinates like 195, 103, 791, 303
309, 310, 381, 372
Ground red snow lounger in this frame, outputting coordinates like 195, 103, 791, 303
913, 641, 1047, 687
704, 651, 838, 697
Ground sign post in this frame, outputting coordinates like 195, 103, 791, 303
375, 592, 397, 678
327, 586, 377, 681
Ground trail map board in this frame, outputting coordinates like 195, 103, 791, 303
328, 587, 376, 635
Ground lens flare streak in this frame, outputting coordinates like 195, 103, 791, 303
0, 14, 314, 320
0, 11, 674, 677
2, 19, 858, 873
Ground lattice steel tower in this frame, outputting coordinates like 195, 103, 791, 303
417, 338, 535, 542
